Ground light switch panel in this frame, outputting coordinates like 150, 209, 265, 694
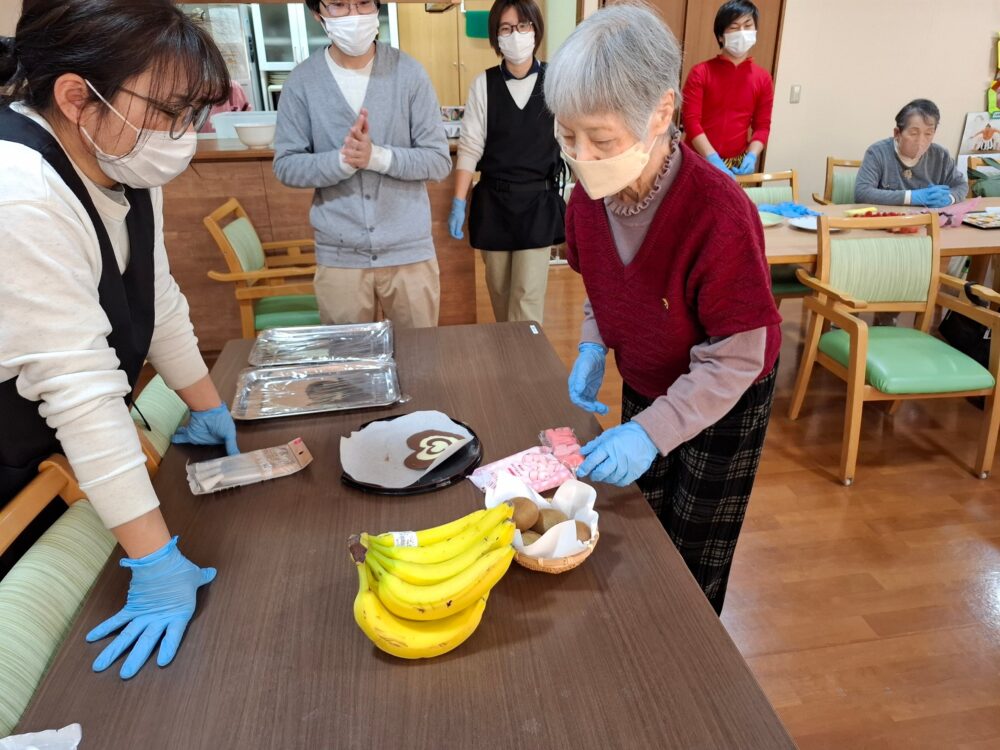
790, 85, 801, 104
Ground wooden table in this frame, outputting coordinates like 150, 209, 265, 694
765, 199, 1000, 265
18, 324, 793, 749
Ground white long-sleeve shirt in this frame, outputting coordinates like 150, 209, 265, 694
455, 66, 539, 173
0, 104, 207, 529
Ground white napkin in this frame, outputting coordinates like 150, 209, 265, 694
340, 410, 472, 488
485, 473, 598, 559
0, 725, 81, 750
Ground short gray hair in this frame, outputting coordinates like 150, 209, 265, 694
544, 2, 683, 140
895, 98, 941, 131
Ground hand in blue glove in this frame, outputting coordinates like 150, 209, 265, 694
910, 185, 952, 208
576, 421, 658, 486
568, 343, 609, 415
757, 202, 821, 218
86, 537, 215, 680
172, 403, 239, 455
706, 152, 734, 177
448, 197, 466, 240
732, 152, 757, 175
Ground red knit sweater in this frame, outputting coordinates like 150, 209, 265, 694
681, 56, 774, 159
565, 143, 782, 400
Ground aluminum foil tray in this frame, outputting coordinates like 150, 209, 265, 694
231, 361, 400, 420
248, 322, 394, 366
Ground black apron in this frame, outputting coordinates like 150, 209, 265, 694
469, 63, 566, 252
0, 106, 156, 503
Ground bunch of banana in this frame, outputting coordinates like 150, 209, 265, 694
350, 503, 515, 659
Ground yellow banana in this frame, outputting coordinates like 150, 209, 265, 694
367, 503, 513, 564
353, 561, 488, 659
365, 544, 515, 621
370, 508, 487, 548
367, 521, 515, 586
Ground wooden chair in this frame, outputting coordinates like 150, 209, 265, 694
131, 374, 190, 476
812, 157, 862, 205
787, 213, 1000, 485
736, 170, 809, 305
204, 198, 321, 339
0, 456, 115, 734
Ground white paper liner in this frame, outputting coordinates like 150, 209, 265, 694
0, 724, 81, 749
340, 410, 472, 488
484, 473, 598, 559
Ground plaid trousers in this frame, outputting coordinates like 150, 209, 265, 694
622, 364, 777, 615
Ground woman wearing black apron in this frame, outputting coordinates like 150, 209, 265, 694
0, 0, 237, 679
448, 0, 565, 325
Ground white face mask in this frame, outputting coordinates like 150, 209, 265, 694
81, 81, 196, 189
498, 31, 535, 66
323, 14, 380, 57
723, 29, 756, 57
561, 138, 652, 200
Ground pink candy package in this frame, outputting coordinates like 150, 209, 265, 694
539, 427, 584, 471
468, 446, 574, 493
468, 427, 585, 493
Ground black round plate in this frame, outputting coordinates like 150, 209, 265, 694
340, 415, 483, 495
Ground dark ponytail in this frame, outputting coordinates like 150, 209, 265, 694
2, 0, 230, 126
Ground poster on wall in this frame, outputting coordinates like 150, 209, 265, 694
957, 111, 1000, 176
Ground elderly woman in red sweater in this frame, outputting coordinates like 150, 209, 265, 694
544, 2, 781, 614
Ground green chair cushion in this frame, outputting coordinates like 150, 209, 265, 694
831, 170, 858, 204
0, 501, 115, 735
829, 236, 932, 302
254, 294, 322, 331
742, 185, 794, 206
222, 216, 266, 274
771, 264, 809, 296
131, 374, 189, 458
819, 327, 996, 395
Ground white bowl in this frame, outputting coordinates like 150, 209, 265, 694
234, 123, 275, 149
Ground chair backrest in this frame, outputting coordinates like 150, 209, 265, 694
816, 213, 941, 328
736, 170, 799, 206
0, 455, 85, 556
0, 499, 115, 735
822, 157, 862, 204
203, 198, 267, 281
131, 374, 189, 463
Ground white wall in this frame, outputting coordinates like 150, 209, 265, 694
767, 0, 999, 199
0, 0, 20, 36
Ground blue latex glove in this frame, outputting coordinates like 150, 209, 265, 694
448, 197, 466, 240
706, 152, 734, 177
733, 152, 757, 175
576, 422, 658, 486
172, 403, 239, 455
756, 202, 821, 218
910, 185, 952, 208
86, 537, 215, 679
568, 343, 609, 415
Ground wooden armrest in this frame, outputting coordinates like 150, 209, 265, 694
940, 274, 1000, 306
811, 192, 831, 205
261, 239, 315, 251
208, 266, 316, 283
38, 454, 87, 503
795, 269, 868, 309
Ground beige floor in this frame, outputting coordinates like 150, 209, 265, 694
479, 257, 1000, 750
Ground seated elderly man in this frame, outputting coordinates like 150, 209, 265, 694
545, 3, 780, 615
855, 99, 968, 208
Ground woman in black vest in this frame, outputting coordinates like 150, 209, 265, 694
0, 0, 236, 679
448, 0, 565, 325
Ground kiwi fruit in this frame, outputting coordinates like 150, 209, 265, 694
575, 520, 591, 542
531, 508, 568, 534
520, 530, 542, 546
510, 497, 539, 532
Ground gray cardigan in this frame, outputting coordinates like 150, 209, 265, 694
854, 137, 967, 206
273, 44, 451, 268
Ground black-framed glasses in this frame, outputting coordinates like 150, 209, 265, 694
498, 21, 533, 36
119, 87, 211, 139
320, 0, 379, 17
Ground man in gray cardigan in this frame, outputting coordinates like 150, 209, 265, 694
274, 0, 451, 328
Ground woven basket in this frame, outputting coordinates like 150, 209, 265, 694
514, 531, 599, 574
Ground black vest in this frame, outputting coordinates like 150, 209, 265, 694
0, 106, 156, 502
469, 63, 566, 251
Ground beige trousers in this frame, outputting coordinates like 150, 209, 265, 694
313, 259, 440, 329
480, 248, 550, 324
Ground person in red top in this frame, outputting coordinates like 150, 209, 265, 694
544, 3, 781, 614
681, 0, 774, 177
